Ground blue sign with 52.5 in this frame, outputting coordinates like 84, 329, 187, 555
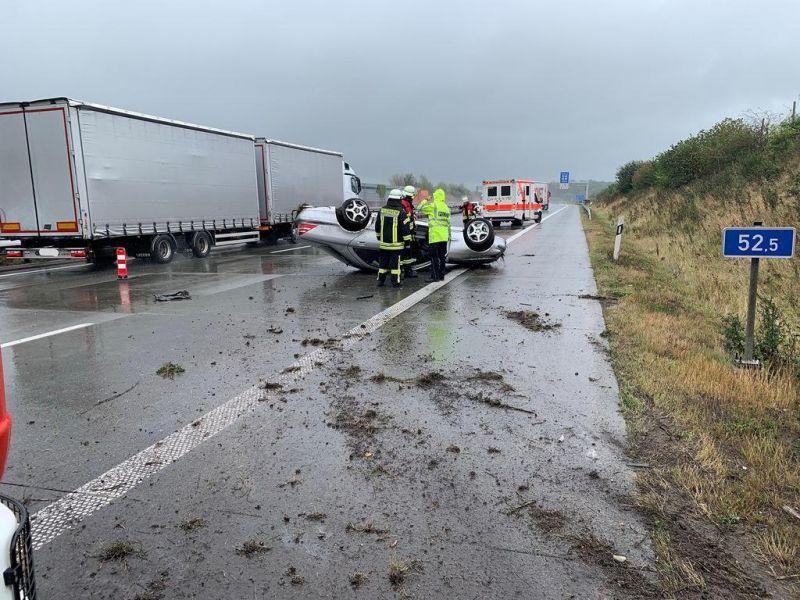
559, 171, 570, 184
723, 227, 795, 258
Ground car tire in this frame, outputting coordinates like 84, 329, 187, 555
150, 234, 176, 264
534, 212, 542, 224
336, 198, 371, 232
190, 231, 213, 258
463, 218, 495, 252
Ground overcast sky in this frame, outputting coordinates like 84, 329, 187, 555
2, 0, 799, 186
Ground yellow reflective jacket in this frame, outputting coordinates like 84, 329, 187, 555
418, 189, 450, 243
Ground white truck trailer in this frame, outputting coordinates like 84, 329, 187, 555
0, 98, 260, 263
254, 139, 361, 242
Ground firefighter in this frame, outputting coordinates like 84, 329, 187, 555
400, 185, 418, 278
461, 197, 477, 221
418, 188, 451, 282
375, 188, 411, 288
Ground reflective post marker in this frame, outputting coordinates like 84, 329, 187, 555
613, 217, 624, 261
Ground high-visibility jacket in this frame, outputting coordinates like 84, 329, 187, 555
375, 198, 411, 251
418, 188, 450, 243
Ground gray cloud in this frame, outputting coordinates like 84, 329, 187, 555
2, 0, 798, 186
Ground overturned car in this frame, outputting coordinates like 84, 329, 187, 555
294, 199, 506, 271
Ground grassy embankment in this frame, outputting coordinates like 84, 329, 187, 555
583, 115, 800, 595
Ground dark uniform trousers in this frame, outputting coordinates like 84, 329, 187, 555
429, 242, 447, 281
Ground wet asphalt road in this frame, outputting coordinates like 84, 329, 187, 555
0, 204, 654, 599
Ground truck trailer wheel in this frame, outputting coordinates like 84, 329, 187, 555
150, 234, 176, 264
335, 198, 371, 232
190, 231, 212, 258
463, 218, 495, 252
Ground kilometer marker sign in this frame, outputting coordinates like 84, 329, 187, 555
723, 224, 795, 366
722, 227, 795, 258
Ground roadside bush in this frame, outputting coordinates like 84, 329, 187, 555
616, 160, 644, 194
722, 297, 800, 377
608, 113, 800, 197
632, 160, 660, 190
756, 296, 785, 366
722, 314, 745, 357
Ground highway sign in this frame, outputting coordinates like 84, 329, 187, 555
723, 227, 795, 258
559, 171, 570, 184
575, 194, 586, 203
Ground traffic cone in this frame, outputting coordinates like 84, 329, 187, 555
116, 247, 128, 280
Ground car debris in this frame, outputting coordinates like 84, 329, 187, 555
153, 290, 191, 302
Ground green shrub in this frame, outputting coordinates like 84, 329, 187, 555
616, 160, 644, 194
722, 314, 745, 357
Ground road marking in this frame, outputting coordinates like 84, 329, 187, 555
0, 264, 88, 279
29, 205, 568, 549
270, 245, 310, 253
1, 323, 95, 349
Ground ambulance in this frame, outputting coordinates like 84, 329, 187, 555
481, 179, 545, 226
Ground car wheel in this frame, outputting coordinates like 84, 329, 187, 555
190, 231, 212, 258
336, 198, 371, 232
463, 218, 495, 252
150, 234, 176, 264
534, 212, 542, 224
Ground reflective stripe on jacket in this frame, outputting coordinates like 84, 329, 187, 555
418, 188, 450, 243
375, 199, 411, 251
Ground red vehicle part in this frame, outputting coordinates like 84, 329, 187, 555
0, 350, 11, 478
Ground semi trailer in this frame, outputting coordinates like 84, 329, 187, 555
0, 98, 361, 263
254, 138, 361, 242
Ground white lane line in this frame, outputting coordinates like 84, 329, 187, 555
270, 245, 310, 253
1, 323, 95, 349
29, 206, 567, 549
0, 264, 88, 280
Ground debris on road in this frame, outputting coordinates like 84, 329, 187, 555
388, 557, 422, 588
180, 517, 207, 531
96, 540, 144, 562
301, 512, 326, 522
349, 571, 368, 588
258, 381, 282, 391
153, 290, 191, 302
504, 309, 561, 332
80, 381, 140, 414
356, 294, 374, 300
613, 554, 627, 563
415, 371, 446, 388
369, 372, 403, 384
302, 337, 337, 348
469, 391, 537, 415
287, 566, 304, 586
346, 521, 389, 535
156, 362, 185, 379
235, 539, 270, 557
267, 326, 283, 334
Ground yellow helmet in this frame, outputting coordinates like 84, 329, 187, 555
388, 188, 403, 200
403, 185, 417, 198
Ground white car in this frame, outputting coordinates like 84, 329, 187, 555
294, 199, 506, 271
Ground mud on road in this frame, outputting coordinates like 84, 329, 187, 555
7, 207, 663, 598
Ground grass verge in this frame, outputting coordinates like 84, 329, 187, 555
582, 207, 799, 599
